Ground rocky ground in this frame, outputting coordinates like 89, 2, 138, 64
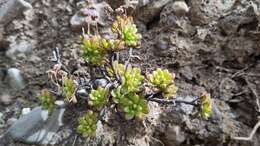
0, 0, 260, 146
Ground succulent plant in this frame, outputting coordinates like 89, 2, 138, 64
88, 87, 109, 110
111, 87, 148, 120
148, 68, 173, 90
148, 68, 177, 98
122, 93, 148, 120
111, 86, 125, 104
112, 16, 142, 48
162, 84, 178, 99
121, 66, 144, 93
81, 35, 107, 65
199, 93, 212, 119
38, 89, 55, 113
107, 61, 126, 78
77, 111, 97, 137
63, 77, 76, 102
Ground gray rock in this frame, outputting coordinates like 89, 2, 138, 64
6, 40, 34, 60
218, 6, 258, 35
93, 78, 108, 89
164, 125, 186, 146
6, 106, 66, 145
178, 96, 195, 115
0, 112, 4, 128
77, 88, 89, 100
136, 0, 171, 24
190, 0, 235, 25
159, 1, 189, 29
70, 1, 113, 31
0, 93, 13, 105
0, 0, 32, 26
6, 68, 25, 90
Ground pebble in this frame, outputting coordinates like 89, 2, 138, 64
6, 40, 34, 60
93, 78, 108, 89
70, 1, 113, 31
6, 106, 66, 145
21, 108, 31, 115
0, 94, 13, 105
6, 68, 25, 90
165, 125, 186, 145
171, 1, 189, 17
0, 0, 32, 26
0, 112, 4, 128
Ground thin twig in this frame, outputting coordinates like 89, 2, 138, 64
72, 135, 77, 146
147, 97, 198, 106
231, 64, 255, 78
244, 77, 260, 113
232, 120, 260, 141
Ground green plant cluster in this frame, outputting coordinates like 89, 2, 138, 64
148, 68, 178, 99
199, 93, 212, 119
80, 16, 141, 65
40, 11, 212, 138
77, 111, 97, 137
112, 16, 142, 47
108, 63, 147, 119
88, 87, 109, 110
62, 77, 76, 102
38, 89, 55, 113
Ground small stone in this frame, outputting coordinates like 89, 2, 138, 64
0, 112, 4, 128
0, 0, 32, 26
6, 68, 25, 90
155, 39, 168, 50
218, 6, 258, 35
0, 94, 13, 105
164, 125, 186, 145
136, 0, 171, 24
54, 100, 65, 107
93, 78, 108, 89
190, 0, 235, 25
22, 108, 31, 115
153, 36, 170, 56
77, 88, 89, 100
6, 40, 34, 60
70, 1, 113, 31
176, 96, 195, 115
196, 28, 209, 40
171, 1, 189, 17
6, 107, 66, 145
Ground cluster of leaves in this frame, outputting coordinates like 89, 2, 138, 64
110, 64, 148, 119
77, 111, 97, 137
199, 93, 212, 119
77, 14, 180, 136
88, 87, 109, 110
38, 89, 55, 113
112, 16, 141, 47
41, 11, 213, 138
148, 68, 178, 99
80, 16, 141, 65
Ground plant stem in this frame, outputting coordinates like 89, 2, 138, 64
145, 92, 199, 106
147, 98, 198, 106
